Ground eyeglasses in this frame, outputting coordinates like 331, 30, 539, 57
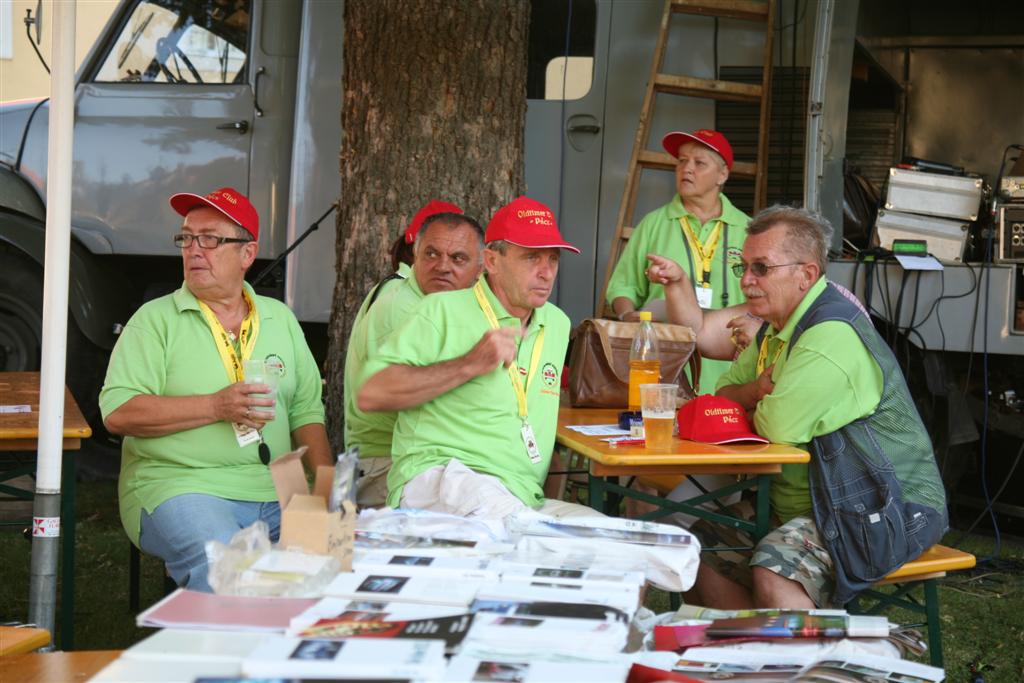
173, 233, 252, 249
731, 261, 806, 277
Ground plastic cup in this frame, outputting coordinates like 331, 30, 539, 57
243, 358, 278, 418
640, 383, 677, 449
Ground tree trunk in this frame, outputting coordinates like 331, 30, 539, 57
324, 0, 530, 450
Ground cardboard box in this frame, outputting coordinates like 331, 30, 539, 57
269, 447, 354, 570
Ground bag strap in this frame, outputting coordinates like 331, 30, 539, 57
589, 320, 628, 383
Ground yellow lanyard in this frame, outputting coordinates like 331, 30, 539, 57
198, 289, 260, 383
473, 280, 545, 420
755, 332, 785, 376
679, 216, 723, 287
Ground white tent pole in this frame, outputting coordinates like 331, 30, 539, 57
29, 0, 76, 646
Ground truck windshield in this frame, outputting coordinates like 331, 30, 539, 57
93, 0, 249, 84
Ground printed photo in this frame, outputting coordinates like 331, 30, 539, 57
357, 575, 409, 594
289, 639, 343, 660
493, 616, 543, 627
472, 660, 529, 682
389, 555, 434, 566
533, 568, 584, 579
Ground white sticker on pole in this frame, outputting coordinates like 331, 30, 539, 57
33, 517, 61, 538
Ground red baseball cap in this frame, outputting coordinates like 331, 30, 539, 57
677, 394, 768, 444
662, 129, 734, 170
485, 196, 580, 254
169, 187, 259, 240
404, 200, 464, 244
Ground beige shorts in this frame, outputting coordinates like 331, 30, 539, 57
400, 459, 601, 520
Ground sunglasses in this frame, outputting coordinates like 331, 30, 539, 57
731, 261, 805, 277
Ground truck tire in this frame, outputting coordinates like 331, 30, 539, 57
0, 248, 114, 453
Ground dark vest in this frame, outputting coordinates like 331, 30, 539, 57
764, 282, 948, 605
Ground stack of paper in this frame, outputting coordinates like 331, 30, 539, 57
288, 597, 468, 636
465, 611, 630, 656
495, 559, 645, 593
472, 583, 638, 625
444, 655, 630, 682
136, 589, 318, 632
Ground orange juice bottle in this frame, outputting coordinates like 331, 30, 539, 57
627, 311, 661, 410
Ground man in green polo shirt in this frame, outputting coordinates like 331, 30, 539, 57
358, 197, 597, 519
344, 208, 485, 507
689, 206, 946, 609
100, 187, 331, 593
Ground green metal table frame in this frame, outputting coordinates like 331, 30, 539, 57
846, 579, 945, 668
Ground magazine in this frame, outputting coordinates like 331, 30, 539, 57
288, 597, 468, 635
495, 560, 645, 592
472, 583, 639, 622
706, 614, 893, 639
465, 611, 630, 656
667, 649, 944, 683
521, 517, 695, 547
323, 572, 482, 607
241, 636, 446, 680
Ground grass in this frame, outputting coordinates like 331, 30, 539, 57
2, 479, 1023, 681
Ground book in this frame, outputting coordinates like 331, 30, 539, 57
706, 614, 893, 639
289, 597, 468, 635
353, 551, 499, 581
354, 531, 513, 556
292, 613, 474, 653
323, 572, 482, 607
136, 589, 317, 632
241, 636, 446, 680
473, 582, 639, 621
445, 655, 631, 682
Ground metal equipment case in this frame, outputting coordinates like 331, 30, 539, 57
885, 168, 984, 221
874, 209, 970, 262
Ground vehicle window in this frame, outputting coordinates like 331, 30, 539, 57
93, 0, 249, 84
528, 0, 596, 100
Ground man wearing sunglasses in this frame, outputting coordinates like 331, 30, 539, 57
100, 187, 331, 593
657, 206, 946, 610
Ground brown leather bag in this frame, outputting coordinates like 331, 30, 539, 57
567, 318, 701, 408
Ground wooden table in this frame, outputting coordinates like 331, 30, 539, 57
0, 649, 120, 682
0, 371, 92, 650
556, 407, 809, 539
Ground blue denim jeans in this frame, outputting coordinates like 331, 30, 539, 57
139, 494, 281, 593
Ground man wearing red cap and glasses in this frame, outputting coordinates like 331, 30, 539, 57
358, 197, 597, 518
100, 187, 331, 592
344, 202, 485, 507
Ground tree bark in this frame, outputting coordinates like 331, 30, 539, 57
324, 0, 530, 450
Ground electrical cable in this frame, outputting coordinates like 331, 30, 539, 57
24, 17, 50, 75
976, 220, 1001, 561
947, 437, 1023, 553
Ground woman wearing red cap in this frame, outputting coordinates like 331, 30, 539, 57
606, 129, 750, 394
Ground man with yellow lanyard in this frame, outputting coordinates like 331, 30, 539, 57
100, 187, 331, 593
606, 128, 750, 393
358, 197, 597, 519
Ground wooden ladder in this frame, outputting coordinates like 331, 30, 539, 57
598, 0, 776, 317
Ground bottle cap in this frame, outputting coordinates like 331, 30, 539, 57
638, 311, 652, 321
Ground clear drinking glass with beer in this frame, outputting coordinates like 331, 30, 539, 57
640, 383, 677, 449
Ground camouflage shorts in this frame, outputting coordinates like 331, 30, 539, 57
692, 500, 835, 606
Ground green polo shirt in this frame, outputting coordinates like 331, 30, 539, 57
715, 278, 884, 522
368, 277, 569, 508
606, 193, 750, 392
100, 282, 325, 545
344, 265, 427, 458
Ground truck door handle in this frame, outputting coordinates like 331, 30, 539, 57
216, 120, 250, 134
567, 123, 601, 134
254, 66, 266, 118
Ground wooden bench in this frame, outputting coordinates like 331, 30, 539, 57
847, 544, 976, 669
